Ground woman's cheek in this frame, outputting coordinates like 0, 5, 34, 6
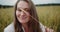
16, 11, 20, 17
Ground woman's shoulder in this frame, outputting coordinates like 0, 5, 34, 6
4, 22, 15, 32
40, 23, 54, 32
40, 23, 46, 32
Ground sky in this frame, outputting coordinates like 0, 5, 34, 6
0, 0, 60, 5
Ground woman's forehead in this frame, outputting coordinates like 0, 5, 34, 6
17, 1, 29, 9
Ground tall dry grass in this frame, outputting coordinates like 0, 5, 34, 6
0, 6, 60, 32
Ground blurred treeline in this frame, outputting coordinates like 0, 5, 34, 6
0, 5, 60, 32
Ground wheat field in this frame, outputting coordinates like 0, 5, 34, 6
0, 6, 60, 32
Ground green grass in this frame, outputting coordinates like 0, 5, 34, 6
0, 6, 60, 32
0, 8, 14, 32
36, 6, 60, 32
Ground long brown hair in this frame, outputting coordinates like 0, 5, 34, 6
14, 0, 42, 32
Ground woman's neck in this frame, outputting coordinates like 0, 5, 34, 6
22, 23, 29, 32
22, 23, 28, 28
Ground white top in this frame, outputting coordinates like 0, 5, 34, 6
4, 22, 46, 32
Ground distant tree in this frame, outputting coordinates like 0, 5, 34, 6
0, 5, 2, 8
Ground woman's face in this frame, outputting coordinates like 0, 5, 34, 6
16, 1, 30, 24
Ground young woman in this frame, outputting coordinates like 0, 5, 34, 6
4, 0, 54, 32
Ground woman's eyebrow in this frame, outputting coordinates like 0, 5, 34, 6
17, 8, 20, 10
18, 8, 29, 11
24, 8, 30, 11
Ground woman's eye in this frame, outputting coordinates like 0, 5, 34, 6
17, 9, 21, 11
26, 10, 30, 12
19, 10, 21, 11
25, 9, 30, 12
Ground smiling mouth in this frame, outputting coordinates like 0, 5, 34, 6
21, 16, 27, 19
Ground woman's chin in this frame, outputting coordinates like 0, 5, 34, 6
18, 18, 30, 23
19, 20, 28, 24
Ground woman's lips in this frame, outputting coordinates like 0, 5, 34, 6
21, 16, 27, 19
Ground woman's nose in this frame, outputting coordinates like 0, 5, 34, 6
21, 11, 25, 16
